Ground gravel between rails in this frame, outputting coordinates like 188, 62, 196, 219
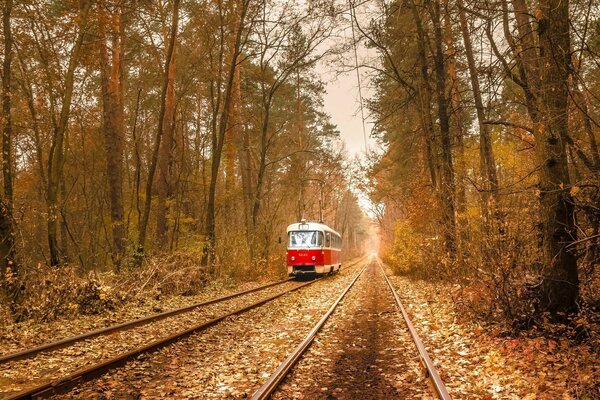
270, 259, 432, 400
45, 260, 365, 399
0, 280, 305, 398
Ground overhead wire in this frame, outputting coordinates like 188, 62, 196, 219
348, 0, 369, 154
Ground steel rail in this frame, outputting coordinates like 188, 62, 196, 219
1, 255, 367, 366
377, 257, 452, 400
0, 278, 296, 365
0, 255, 365, 366
5, 278, 325, 400
251, 263, 368, 400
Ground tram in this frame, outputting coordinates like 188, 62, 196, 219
286, 219, 342, 277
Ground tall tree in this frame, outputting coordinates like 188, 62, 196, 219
250, 1, 334, 260
45, 0, 93, 266
429, 0, 457, 259
138, 0, 180, 258
98, 0, 127, 268
155, 1, 179, 250
202, 0, 251, 268
503, 0, 578, 311
1, 0, 18, 308
456, 0, 499, 230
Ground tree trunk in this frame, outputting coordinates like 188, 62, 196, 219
252, 99, 270, 229
16, 52, 47, 191
410, 1, 440, 192
571, 84, 600, 172
99, 0, 127, 269
233, 65, 254, 259
443, 3, 468, 258
457, 0, 500, 231
430, 0, 457, 260
138, 0, 180, 258
2, 0, 14, 219
155, 29, 177, 249
46, 0, 92, 266
510, 0, 579, 312
1, 0, 19, 313
202, 0, 250, 268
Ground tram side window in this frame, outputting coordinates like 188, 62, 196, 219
325, 232, 331, 248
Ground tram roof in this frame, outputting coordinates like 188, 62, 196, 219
286, 221, 341, 237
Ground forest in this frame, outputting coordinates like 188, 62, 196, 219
0, 0, 598, 398
364, 0, 599, 321
0, 0, 369, 319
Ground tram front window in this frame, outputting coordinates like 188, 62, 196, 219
288, 231, 323, 248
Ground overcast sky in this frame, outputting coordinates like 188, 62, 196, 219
318, 2, 380, 158
323, 69, 375, 156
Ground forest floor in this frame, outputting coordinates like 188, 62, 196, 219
388, 274, 599, 400
0, 257, 598, 399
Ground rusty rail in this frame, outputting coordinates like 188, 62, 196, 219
251, 263, 367, 400
1, 255, 366, 367
251, 256, 451, 400
0, 278, 294, 365
377, 257, 452, 400
5, 278, 323, 400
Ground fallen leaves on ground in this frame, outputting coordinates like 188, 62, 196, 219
389, 273, 599, 399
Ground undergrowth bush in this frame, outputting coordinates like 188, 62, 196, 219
1, 241, 290, 323
382, 220, 449, 279
382, 195, 598, 339
12, 264, 118, 321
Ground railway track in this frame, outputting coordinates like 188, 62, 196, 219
0, 278, 294, 364
1, 257, 366, 400
251, 255, 451, 400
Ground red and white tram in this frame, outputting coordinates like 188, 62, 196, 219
286, 220, 342, 277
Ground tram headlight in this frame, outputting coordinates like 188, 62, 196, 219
291, 256, 295, 261
311, 256, 316, 261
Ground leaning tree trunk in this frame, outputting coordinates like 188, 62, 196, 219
46, 0, 92, 266
457, 0, 500, 232
138, 0, 180, 259
99, 0, 127, 269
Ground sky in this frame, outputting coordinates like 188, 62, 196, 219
314, 1, 381, 218
320, 65, 379, 217
318, 1, 380, 158
323, 69, 375, 156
